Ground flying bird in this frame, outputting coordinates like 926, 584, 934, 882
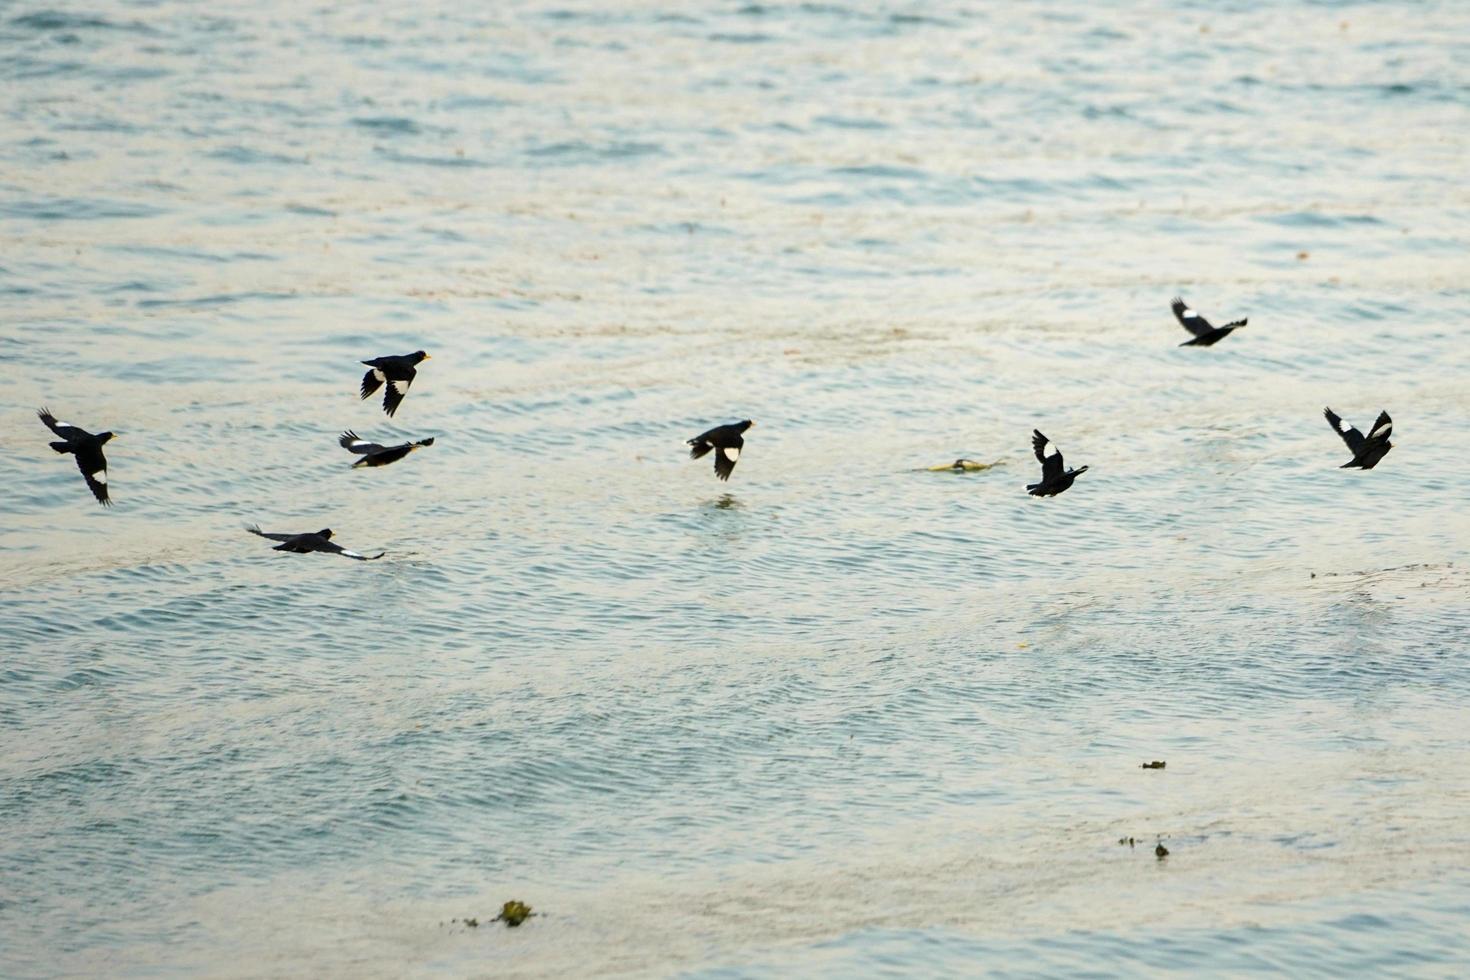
37, 408, 115, 506
360, 350, 430, 417
338, 430, 435, 467
1172, 296, 1246, 347
687, 420, 754, 481
246, 524, 384, 560
1324, 408, 1393, 469
1027, 429, 1088, 497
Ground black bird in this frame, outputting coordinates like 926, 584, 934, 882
246, 524, 384, 561
1172, 296, 1246, 347
360, 350, 430, 417
339, 430, 435, 468
1325, 408, 1393, 469
1027, 429, 1088, 497
37, 408, 115, 506
687, 420, 754, 481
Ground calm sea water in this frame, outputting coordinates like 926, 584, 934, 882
3, 0, 1469, 976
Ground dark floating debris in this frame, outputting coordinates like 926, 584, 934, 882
1155, 841, 1170, 859
1141, 760, 1166, 769
493, 900, 535, 927
1118, 836, 1136, 848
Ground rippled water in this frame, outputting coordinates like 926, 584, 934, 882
4, 0, 1470, 975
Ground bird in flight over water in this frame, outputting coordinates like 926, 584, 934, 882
37, 407, 116, 507
360, 350, 431, 417
246, 525, 384, 560
1172, 296, 1246, 347
687, 420, 754, 481
338, 430, 435, 468
1324, 408, 1393, 469
1027, 429, 1088, 497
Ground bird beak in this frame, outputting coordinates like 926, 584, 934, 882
423, 353, 432, 359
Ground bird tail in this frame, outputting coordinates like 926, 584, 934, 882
687, 440, 712, 460
49, 441, 71, 454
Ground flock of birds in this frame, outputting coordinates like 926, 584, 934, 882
35, 296, 1394, 557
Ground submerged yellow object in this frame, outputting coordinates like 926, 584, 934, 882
926, 458, 998, 472
494, 900, 535, 927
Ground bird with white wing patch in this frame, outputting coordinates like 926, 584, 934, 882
1026, 429, 1088, 497
37, 407, 116, 507
687, 420, 754, 482
359, 350, 430, 417
1324, 407, 1393, 469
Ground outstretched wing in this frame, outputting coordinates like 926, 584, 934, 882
37, 407, 86, 442
246, 524, 298, 543
381, 375, 412, 417
713, 443, 740, 481
1032, 429, 1064, 482
1171, 297, 1214, 337
339, 430, 387, 455
74, 447, 110, 506
360, 369, 383, 401
1324, 408, 1364, 453
1366, 411, 1392, 444
324, 541, 385, 561
687, 437, 713, 460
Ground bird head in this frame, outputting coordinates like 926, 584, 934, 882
413, 350, 431, 363
317, 529, 333, 539
738, 419, 755, 432
98, 432, 117, 444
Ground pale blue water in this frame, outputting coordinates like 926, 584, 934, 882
3, 0, 1470, 976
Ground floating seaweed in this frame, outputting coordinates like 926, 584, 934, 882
494, 900, 535, 927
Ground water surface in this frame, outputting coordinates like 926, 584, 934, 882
3, 0, 1469, 976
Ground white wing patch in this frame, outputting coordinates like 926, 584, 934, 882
349, 441, 371, 452
372, 369, 385, 382
722, 446, 740, 461
94, 471, 107, 484
1182, 308, 1198, 320
343, 550, 362, 559
1369, 423, 1391, 440
391, 379, 412, 394
1042, 441, 1058, 458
